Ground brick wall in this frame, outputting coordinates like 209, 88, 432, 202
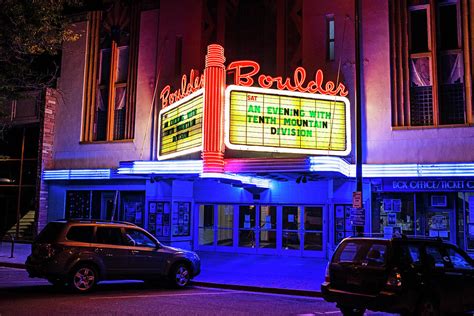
36, 88, 57, 233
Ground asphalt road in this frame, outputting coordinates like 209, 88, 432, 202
0, 267, 395, 316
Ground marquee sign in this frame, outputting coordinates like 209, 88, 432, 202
158, 89, 204, 160
224, 85, 351, 156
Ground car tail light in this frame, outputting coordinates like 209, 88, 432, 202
34, 243, 63, 259
386, 268, 402, 289
324, 262, 331, 282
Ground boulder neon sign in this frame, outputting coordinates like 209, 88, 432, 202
160, 60, 348, 108
226, 60, 348, 97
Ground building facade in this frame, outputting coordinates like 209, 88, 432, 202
38, 0, 474, 258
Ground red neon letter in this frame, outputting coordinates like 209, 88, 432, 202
227, 60, 260, 87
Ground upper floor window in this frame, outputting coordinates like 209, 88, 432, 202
326, 15, 335, 61
390, 0, 472, 127
82, 1, 139, 142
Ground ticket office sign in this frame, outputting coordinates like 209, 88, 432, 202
158, 89, 204, 160
224, 86, 351, 156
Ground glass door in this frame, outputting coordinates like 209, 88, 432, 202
238, 205, 257, 252
303, 206, 324, 252
259, 206, 277, 252
282, 206, 300, 253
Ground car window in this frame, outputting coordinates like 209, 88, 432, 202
124, 228, 156, 248
446, 247, 474, 270
334, 242, 360, 263
95, 227, 124, 245
400, 244, 422, 266
333, 240, 388, 265
36, 222, 65, 242
363, 244, 387, 266
425, 245, 448, 269
66, 226, 94, 242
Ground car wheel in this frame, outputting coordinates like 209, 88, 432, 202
339, 306, 366, 316
169, 263, 191, 288
416, 297, 440, 316
69, 264, 98, 293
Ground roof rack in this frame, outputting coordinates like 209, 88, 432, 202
60, 218, 138, 227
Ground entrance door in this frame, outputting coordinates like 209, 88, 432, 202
303, 206, 324, 252
281, 205, 325, 256
236, 205, 278, 254
282, 206, 301, 254
238, 205, 257, 252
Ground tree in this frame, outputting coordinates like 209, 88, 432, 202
0, 0, 82, 123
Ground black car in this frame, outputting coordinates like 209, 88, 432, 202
321, 236, 474, 315
26, 220, 201, 292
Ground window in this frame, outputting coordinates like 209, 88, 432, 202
96, 227, 124, 245
326, 15, 335, 61
66, 226, 95, 243
124, 228, 156, 248
82, 2, 139, 142
446, 247, 474, 269
390, 0, 470, 127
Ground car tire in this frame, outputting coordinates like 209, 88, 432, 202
339, 306, 366, 316
168, 262, 191, 288
69, 263, 98, 293
416, 297, 440, 316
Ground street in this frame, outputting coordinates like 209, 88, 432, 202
0, 267, 395, 316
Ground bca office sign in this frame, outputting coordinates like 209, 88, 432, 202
385, 180, 474, 192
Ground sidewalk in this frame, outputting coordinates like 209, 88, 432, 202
0, 242, 326, 296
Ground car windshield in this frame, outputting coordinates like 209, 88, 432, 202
35, 222, 64, 243
333, 240, 389, 266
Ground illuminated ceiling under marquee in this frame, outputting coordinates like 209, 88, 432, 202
158, 89, 204, 160
224, 85, 351, 156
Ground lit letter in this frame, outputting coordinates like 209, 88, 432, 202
227, 60, 260, 87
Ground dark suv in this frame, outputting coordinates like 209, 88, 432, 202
26, 220, 201, 292
321, 236, 474, 315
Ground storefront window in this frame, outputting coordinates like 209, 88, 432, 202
373, 193, 415, 237
120, 191, 145, 226
172, 202, 190, 237
464, 193, 474, 251
198, 205, 214, 246
335, 204, 353, 244
66, 191, 91, 219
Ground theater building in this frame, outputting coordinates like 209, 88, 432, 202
38, 0, 474, 258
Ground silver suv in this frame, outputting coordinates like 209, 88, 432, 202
26, 220, 201, 292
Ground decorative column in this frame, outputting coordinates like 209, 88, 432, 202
202, 44, 226, 173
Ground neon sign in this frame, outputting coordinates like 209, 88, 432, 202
160, 69, 204, 108
158, 89, 204, 160
225, 85, 351, 156
227, 60, 348, 97
160, 60, 348, 108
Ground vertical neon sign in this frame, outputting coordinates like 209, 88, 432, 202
202, 44, 226, 173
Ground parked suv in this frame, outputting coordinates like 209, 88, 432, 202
26, 220, 201, 292
321, 236, 474, 315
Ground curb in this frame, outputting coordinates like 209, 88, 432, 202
0, 262, 26, 269
0, 262, 322, 297
192, 281, 322, 297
